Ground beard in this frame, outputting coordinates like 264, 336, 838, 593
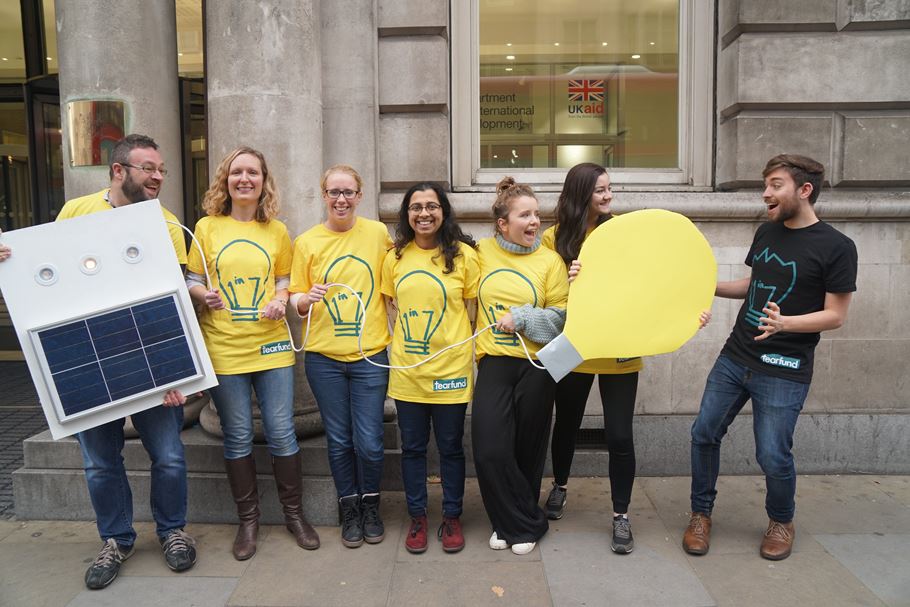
121, 171, 153, 203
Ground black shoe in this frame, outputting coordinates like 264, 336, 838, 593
360, 493, 385, 544
160, 529, 197, 572
611, 515, 634, 554
545, 482, 567, 520
339, 495, 364, 548
85, 538, 134, 590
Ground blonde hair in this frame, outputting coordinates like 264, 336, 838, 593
202, 146, 280, 222
320, 164, 364, 193
492, 176, 537, 234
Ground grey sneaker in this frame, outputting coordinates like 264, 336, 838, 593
85, 538, 134, 590
611, 515, 634, 554
160, 529, 197, 572
545, 483, 567, 520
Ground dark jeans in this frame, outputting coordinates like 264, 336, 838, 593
395, 400, 467, 518
77, 405, 186, 546
472, 356, 556, 545
305, 350, 389, 497
550, 371, 639, 514
690, 355, 810, 522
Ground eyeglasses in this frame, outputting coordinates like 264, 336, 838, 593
407, 203, 442, 214
121, 163, 168, 177
324, 189, 360, 200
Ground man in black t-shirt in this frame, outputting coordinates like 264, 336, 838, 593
682, 154, 858, 561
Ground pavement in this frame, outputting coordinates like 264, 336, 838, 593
0, 475, 908, 607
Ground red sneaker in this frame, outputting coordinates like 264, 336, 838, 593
438, 516, 465, 553
405, 515, 428, 554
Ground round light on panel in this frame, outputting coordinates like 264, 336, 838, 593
80, 254, 102, 275
122, 243, 143, 264
35, 264, 59, 286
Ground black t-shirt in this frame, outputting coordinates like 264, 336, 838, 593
721, 220, 857, 383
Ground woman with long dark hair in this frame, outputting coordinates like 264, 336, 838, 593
541, 162, 642, 553
381, 182, 479, 554
472, 177, 569, 556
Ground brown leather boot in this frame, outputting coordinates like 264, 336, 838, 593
682, 512, 712, 555
225, 455, 259, 561
272, 453, 320, 550
760, 519, 794, 560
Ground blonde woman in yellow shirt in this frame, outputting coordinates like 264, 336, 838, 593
380, 182, 479, 555
187, 147, 319, 560
289, 165, 392, 548
472, 177, 569, 556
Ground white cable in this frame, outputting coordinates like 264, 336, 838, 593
168, 219, 548, 371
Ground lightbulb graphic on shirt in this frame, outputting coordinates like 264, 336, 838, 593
478, 269, 537, 347
323, 254, 375, 337
745, 248, 796, 328
396, 270, 447, 356
215, 239, 272, 322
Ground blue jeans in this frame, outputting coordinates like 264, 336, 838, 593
209, 365, 298, 460
304, 350, 389, 497
690, 355, 810, 522
77, 405, 186, 546
395, 400, 467, 518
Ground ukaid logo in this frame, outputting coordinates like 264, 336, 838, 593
760, 353, 800, 370
567, 79, 605, 117
261, 340, 292, 355
433, 377, 468, 392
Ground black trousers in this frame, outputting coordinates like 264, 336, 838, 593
550, 371, 639, 513
471, 356, 556, 544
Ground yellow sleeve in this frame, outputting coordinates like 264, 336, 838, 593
186, 221, 206, 276
275, 223, 293, 277
462, 246, 480, 300
544, 255, 569, 310
380, 249, 396, 298
55, 200, 76, 222
289, 235, 313, 295
167, 221, 188, 264
541, 225, 556, 251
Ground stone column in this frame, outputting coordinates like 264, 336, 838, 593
322, 0, 379, 216
55, 0, 183, 218
204, 0, 324, 423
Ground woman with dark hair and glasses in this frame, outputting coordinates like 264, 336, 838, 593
380, 182, 478, 554
289, 165, 393, 549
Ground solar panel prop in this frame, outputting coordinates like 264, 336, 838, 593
0, 199, 217, 438
536, 209, 717, 382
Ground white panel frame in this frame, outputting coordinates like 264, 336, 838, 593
451, 0, 715, 188
0, 200, 217, 439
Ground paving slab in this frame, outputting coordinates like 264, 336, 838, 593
542, 522, 714, 607
689, 550, 886, 607
0, 519, 23, 541
795, 475, 910, 534
228, 519, 402, 607
815, 533, 910, 607
0, 519, 105, 543
388, 560, 551, 607
0, 540, 95, 607
65, 576, 238, 607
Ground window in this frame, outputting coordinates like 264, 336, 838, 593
452, 0, 714, 188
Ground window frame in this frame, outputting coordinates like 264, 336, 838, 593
451, 0, 715, 189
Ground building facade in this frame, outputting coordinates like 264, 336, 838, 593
2, 0, 909, 473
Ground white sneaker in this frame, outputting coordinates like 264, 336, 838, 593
511, 541, 536, 555
489, 532, 509, 550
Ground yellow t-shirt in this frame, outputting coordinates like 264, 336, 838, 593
290, 217, 393, 362
541, 225, 643, 375
186, 215, 295, 374
56, 189, 188, 264
475, 237, 568, 360
381, 241, 480, 404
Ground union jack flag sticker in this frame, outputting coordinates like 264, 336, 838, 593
567, 79, 604, 102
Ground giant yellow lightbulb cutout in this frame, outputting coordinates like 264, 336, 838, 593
537, 209, 717, 381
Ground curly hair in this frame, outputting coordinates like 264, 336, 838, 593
554, 163, 610, 265
393, 182, 476, 274
492, 176, 537, 235
202, 147, 280, 222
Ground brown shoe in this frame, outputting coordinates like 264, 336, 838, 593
682, 512, 712, 555
760, 519, 794, 560
272, 454, 321, 550
225, 456, 260, 561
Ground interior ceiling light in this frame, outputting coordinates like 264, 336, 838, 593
554, 42, 560, 46
602, 42, 608, 46
632, 54, 641, 59
650, 41, 656, 45
506, 42, 512, 46
505, 67, 513, 71
506, 55, 515, 60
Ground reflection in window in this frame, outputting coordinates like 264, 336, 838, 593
479, 0, 679, 170
177, 0, 204, 78
0, 103, 31, 230
44, 0, 57, 74
0, 2, 26, 82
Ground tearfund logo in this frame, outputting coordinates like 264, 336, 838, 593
261, 341, 292, 355
397, 270, 447, 356
433, 377, 467, 391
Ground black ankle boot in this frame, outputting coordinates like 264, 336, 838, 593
339, 495, 363, 548
360, 493, 385, 544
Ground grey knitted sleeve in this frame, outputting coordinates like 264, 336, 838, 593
510, 304, 566, 345
185, 270, 207, 290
